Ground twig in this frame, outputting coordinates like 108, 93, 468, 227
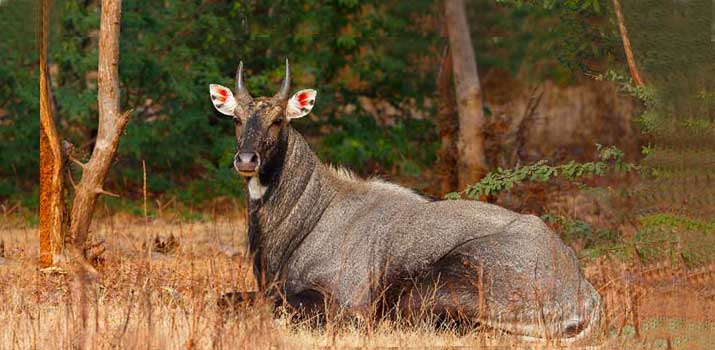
69, 156, 88, 171
95, 188, 120, 198
143, 159, 148, 224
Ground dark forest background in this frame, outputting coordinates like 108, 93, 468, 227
0, 0, 625, 205
1, 0, 713, 241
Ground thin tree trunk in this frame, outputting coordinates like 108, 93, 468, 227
511, 86, 544, 167
435, 46, 459, 195
39, 0, 65, 267
712, 0, 714, 43
612, 0, 644, 86
70, 0, 131, 252
444, 0, 488, 190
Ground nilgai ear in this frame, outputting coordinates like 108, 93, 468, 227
209, 84, 237, 116
286, 89, 317, 120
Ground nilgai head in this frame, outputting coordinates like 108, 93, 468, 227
209, 60, 316, 177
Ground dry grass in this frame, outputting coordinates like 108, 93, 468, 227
1, 214, 714, 350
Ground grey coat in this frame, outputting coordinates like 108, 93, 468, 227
245, 126, 601, 341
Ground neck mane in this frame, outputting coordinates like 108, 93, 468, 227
246, 127, 337, 289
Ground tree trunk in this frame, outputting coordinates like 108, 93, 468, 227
435, 46, 459, 195
70, 0, 130, 252
39, 0, 65, 268
612, 0, 644, 87
444, 0, 488, 190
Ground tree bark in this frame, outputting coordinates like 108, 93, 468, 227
70, 0, 130, 251
39, 0, 65, 267
711, 0, 715, 43
444, 0, 488, 190
612, 0, 644, 87
435, 46, 459, 195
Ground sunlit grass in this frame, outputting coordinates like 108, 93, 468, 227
1, 217, 713, 349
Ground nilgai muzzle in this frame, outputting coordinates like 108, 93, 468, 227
209, 60, 603, 342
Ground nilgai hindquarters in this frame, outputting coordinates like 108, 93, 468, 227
209, 61, 603, 342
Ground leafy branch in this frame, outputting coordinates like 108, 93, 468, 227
446, 145, 636, 199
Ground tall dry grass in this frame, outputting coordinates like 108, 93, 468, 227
1, 213, 713, 349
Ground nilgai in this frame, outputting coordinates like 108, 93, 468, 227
209, 61, 602, 342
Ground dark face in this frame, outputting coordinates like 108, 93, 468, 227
210, 61, 317, 178
232, 97, 288, 177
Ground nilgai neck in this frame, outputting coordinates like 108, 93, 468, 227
246, 127, 337, 288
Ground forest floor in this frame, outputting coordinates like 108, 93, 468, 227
1, 214, 713, 349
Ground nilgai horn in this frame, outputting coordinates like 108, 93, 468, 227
209, 61, 603, 343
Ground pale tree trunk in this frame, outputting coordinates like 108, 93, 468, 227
39, 0, 65, 267
444, 0, 488, 190
612, 0, 644, 87
70, 0, 131, 253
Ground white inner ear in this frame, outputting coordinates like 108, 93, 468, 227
286, 89, 317, 119
209, 84, 237, 116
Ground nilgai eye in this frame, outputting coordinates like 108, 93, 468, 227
272, 118, 284, 126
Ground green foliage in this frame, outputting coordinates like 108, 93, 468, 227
591, 69, 667, 137
559, 212, 715, 265
622, 0, 714, 115
542, 213, 619, 248
496, 0, 603, 12
593, 69, 655, 105
633, 214, 715, 267
447, 145, 636, 199
640, 214, 715, 235
0, 1, 40, 199
318, 114, 437, 177
0, 0, 440, 208
487, 0, 619, 79
0, 0, 623, 210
